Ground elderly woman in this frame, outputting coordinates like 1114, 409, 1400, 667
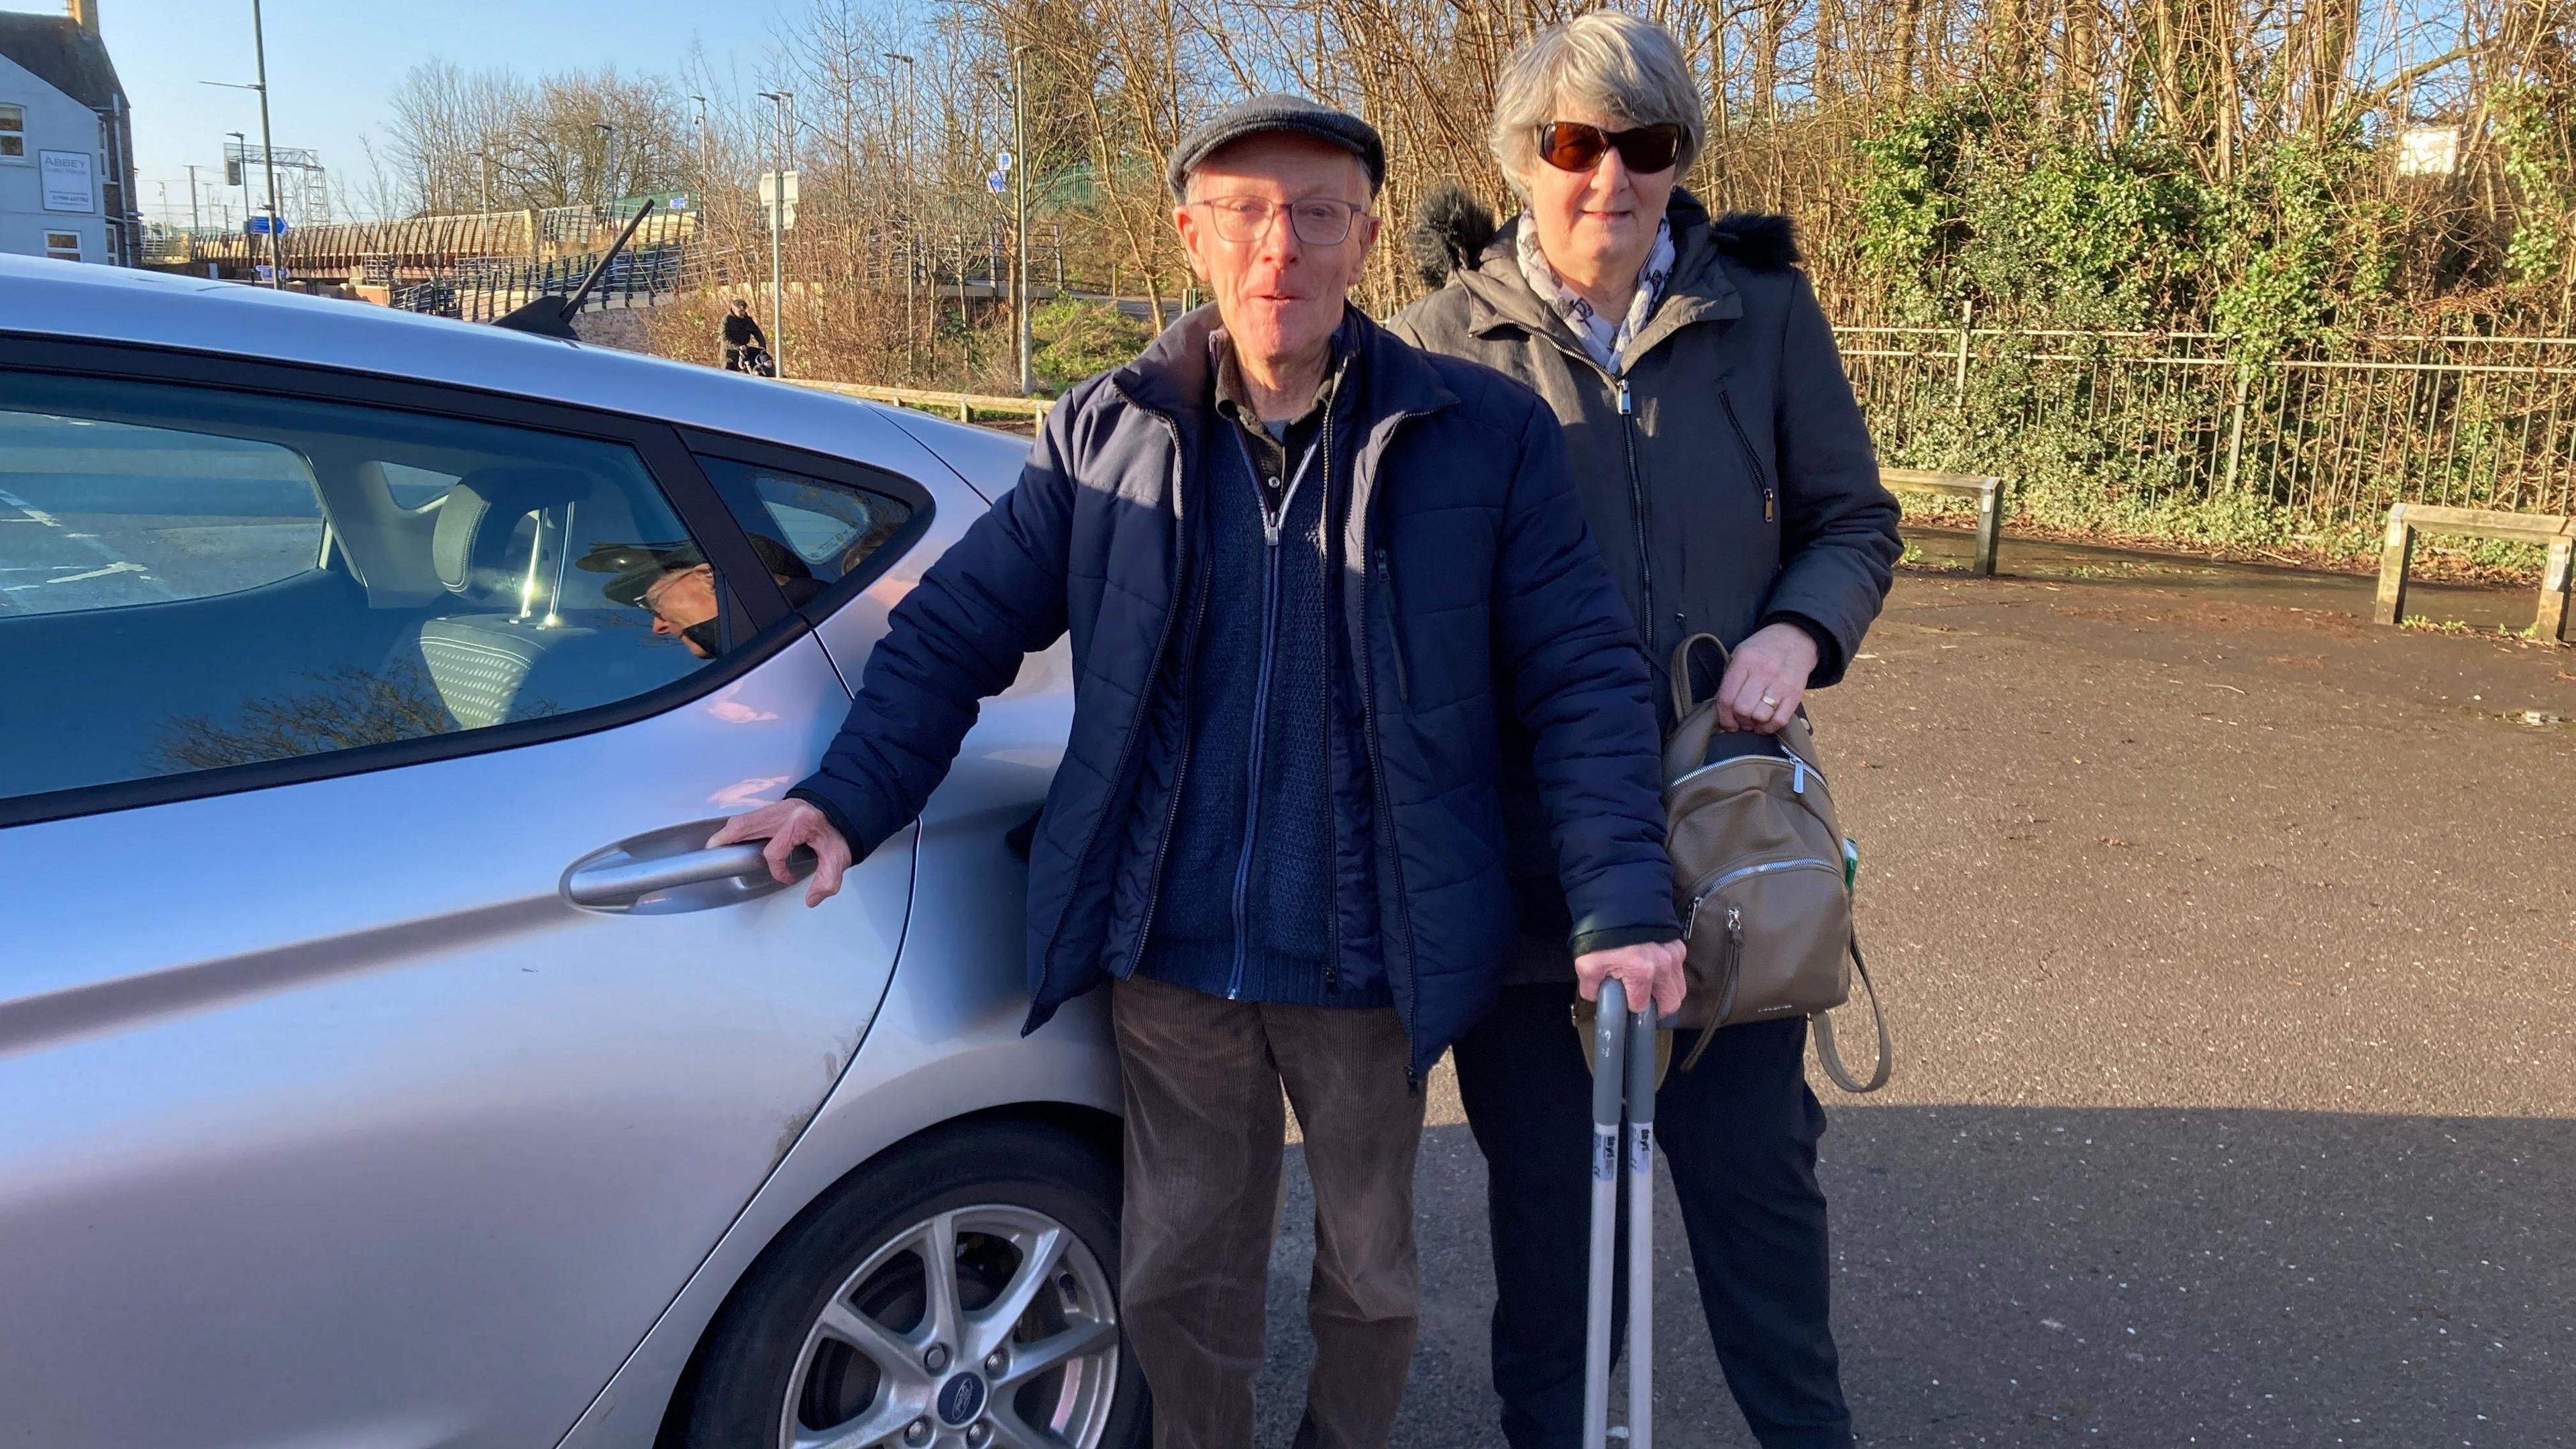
1393, 13, 1900, 1449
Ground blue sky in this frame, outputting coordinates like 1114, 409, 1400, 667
20, 0, 791, 222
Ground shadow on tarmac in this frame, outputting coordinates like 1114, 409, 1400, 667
1260, 1108, 2570, 1448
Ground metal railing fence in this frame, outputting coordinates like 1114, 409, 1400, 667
144, 206, 700, 274
1843, 323, 2576, 542
388, 243, 687, 322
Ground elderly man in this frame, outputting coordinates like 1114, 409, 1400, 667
579, 537, 822, 659
710, 95, 1682, 1449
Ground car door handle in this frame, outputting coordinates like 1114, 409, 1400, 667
563, 840, 814, 911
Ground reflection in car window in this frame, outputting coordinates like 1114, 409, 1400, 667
696, 455, 914, 594
0, 373, 747, 806
378, 462, 461, 511
0, 409, 323, 613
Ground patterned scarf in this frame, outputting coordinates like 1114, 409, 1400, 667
1514, 214, 1676, 374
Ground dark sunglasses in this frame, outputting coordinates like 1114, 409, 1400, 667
1536, 121, 1685, 175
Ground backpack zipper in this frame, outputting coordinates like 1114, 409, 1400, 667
1682, 857, 1840, 936
1668, 747, 1825, 795
1679, 906, 1743, 1073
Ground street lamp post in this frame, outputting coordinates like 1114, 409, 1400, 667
225, 129, 250, 259
596, 122, 616, 209
470, 149, 488, 211
885, 52, 916, 375
249, 0, 283, 288
185, 165, 202, 230
1012, 43, 1032, 396
686, 95, 710, 231
755, 90, 793, 378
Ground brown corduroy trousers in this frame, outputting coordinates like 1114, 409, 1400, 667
1109, 975, 1427, 1449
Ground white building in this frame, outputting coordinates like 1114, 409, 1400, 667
0, 1, 135, 266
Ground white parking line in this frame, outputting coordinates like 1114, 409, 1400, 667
0, 483, 154, 580
41, 561, 150, 585
0, 486, 60, 526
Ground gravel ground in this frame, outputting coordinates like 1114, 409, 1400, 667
1256, 564, 2576, 1448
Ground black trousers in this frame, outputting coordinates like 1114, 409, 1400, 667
1452, 981, 1853, 1449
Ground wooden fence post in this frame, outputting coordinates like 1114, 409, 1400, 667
2371, 504, 2414, 626
1951, 298, 1975, 416
2542, 537, 2573, 643
2219, 370, 2250, 498
1973, 477, 2004, 578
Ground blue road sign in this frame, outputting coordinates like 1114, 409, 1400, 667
987, 172, 1006, 194
245, 215, 288, 235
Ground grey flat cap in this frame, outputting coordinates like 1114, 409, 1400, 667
1168, 94, 1386, 199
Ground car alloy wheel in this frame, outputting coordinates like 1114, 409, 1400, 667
781, 1203, 1121, 1449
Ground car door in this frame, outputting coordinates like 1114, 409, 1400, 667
0, 344, 932, 1448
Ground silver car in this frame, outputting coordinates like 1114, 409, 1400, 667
0, 259, 1146, 1449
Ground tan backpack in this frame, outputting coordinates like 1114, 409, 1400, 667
1659, 634, 1890, 1091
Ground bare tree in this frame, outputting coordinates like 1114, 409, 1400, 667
378, 60, 686, 214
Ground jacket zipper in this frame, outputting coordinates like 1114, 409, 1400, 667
1514, 327, 1663, 680
1128, 557, 1210, 974
1615, 378, 1659, 665
1220, 422, 1326, 1000
1721, 392, 1778, 523
1317, 403, 1342, 996
1375, 547, 1409, 705
1351, 436, 1422, 1087
1224, 532, 1282, 999
1100, 408, 1199, 977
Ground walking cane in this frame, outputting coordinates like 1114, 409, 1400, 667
1580, 978, 1658, 1449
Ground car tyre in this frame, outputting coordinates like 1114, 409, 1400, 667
680, 1119, 1147, 1449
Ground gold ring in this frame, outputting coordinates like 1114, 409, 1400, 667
1760, 694, 1781, 708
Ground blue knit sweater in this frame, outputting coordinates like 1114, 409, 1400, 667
1136, 378, 1387, 1008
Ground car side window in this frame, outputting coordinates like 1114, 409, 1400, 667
695, 454, 916, 603
0, 372, 757, 807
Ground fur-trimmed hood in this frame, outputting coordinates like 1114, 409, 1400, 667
1384, 174, 1900, 754
1405, 182, 1801, 290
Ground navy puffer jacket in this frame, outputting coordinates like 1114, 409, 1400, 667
792, 305, 1676, 1075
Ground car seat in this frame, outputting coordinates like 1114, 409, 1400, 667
412, 466, 677, 731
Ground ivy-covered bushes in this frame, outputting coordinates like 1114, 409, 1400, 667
1837, 86, 2573, 563
1031, 297, 1153, 394
1854, 90, 2213, 329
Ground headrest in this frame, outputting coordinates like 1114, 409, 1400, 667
432, 466, 595, 598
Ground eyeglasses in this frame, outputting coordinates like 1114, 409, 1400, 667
1189, 195, 1371, 247
640, 564, 709, 616
1536, 121, 1685, 175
